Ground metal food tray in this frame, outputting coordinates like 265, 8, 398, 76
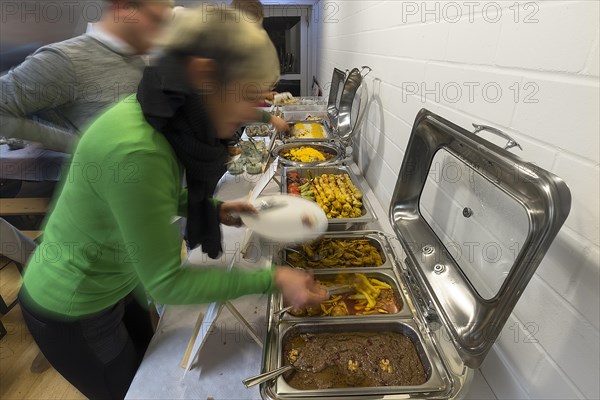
280, 110, 333, 133
281, 230, 396, 271
282, 120, 334, 143
275, 269, 412, 321
279, 104, 328, 112
245, 123, 275, 137
261, 319, 449, 399
281, 166, 376, 230
280, 110, 330, 121
274, 143, 343, 168
276, 97, 327, 112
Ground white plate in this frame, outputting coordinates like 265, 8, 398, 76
241, 195, 327, 244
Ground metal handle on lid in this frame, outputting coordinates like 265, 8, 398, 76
359, 65, 372, 78
472, 124, 523, 151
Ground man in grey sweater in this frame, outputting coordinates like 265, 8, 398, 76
0, 0, 174, 153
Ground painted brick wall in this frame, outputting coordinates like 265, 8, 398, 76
314, 1, 599, 398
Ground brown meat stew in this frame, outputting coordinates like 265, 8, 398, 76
282, 331, 427, 389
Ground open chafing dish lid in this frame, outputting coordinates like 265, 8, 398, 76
336, 66, 371, 141
327, 68, 346, 120
390, 109, 571, 369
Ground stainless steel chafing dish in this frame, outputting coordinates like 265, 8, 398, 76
281, 119, 334, 143
274, 143, 343, 168
281, 230, 396, 271
281, 166, 376, 230
335, 66, 371, 145
276, 269, 413, 321
257, 109, 572, 399
277, 67, 370, 146
326, 68, 347, 119
271, 320, 448, 397
280, 111, 330, 122
274, 96, 328, 112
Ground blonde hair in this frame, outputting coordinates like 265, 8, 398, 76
103, 0, 174, 8
158, 6, 279, 89
102, 0, 174, 13
231, 0, 264, 21
123, 0, 174, 6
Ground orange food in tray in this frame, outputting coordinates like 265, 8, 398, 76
288, 273, 401, 317
291, 123, 326, 139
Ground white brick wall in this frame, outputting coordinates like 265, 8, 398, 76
314, 0, 600, 398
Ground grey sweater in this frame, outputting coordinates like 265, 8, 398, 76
0, 35, 146, 153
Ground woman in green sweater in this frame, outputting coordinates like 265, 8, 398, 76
19, 7, 326, 399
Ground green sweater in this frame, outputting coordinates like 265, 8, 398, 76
22, 96, 273, 317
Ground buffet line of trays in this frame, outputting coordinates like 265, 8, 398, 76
227, 103, 351, 176
246, 101, 452, 399
242, 102, 571, 400
262, 228, 449, 398
235, 66, 371, 176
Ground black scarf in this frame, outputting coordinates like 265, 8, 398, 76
136, 54, 227, 259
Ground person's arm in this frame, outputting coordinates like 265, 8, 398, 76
255, 109, 289, 132
106, 151, 274, 305
256, 109, 272, 124
0, 47, 78, 152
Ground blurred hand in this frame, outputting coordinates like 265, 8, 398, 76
264, 91, 278, 101
270, 116, 290, 133
273, 92, 294, 104
274, 267, 328, 308
219, 202, 256, 227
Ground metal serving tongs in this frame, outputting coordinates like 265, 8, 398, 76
242, 338, 322, 388
273, 284, 354, 317
246, 135, 261, 152
283, 247, 325, 263
244, 283, 354, 388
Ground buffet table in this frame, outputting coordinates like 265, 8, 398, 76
125, 163, 497, 400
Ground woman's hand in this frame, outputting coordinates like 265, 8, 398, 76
264, 91, 278, 101
270, 116, 290, 133
218, 202, 256, 227
274, 267, 328, 308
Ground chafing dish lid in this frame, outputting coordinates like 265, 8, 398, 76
327, 68, 346, 120
389, 109, 571, 369
337, 67, 366, 140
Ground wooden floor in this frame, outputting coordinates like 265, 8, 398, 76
0, 257, 85, 400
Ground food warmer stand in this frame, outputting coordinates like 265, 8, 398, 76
278, 67, 371, 147
258, 109, 571, 399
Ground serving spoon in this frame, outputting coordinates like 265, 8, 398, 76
243, 344, 327, 388
242, 365, 294, 388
